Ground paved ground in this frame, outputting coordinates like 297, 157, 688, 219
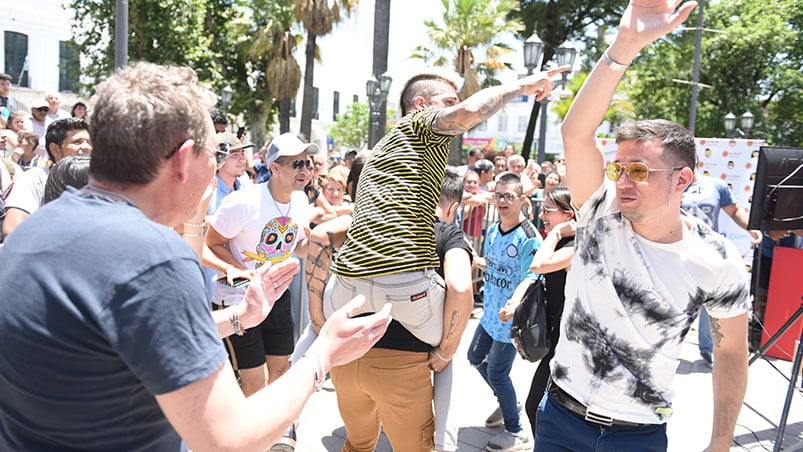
292, 317, 803, 451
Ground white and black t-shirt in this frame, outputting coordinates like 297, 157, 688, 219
551, 181, 749, 424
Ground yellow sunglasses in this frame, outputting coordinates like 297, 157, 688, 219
605, 162, 684, 182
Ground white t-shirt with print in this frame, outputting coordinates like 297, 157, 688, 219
209, 183, 309, 305
551, 181, 749, 424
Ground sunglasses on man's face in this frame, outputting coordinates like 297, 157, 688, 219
277, 159, 312, 170
35, 107, 49, 113
604, 161, 684, 183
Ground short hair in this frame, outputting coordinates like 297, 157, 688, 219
325, 171, 347, 191
474, 158, 493, 174
507, 155, 525, 167
615, 119, 697, 169
89, 62, 216, 184
43, 155, 91, 204
468, 147, 484, 158
346, 151, 370, 202
544, 186, 576, 218
399, 73, 459, 116
495, 172, 523, 195
0, 73, 11, 82
17, 129, 39, 148
440, 170, 463, 206
45, 118, 90, 161
210, 107, 228, 125
494, 155, 507, 164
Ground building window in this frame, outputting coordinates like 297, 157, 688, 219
59, 41, 79, 93
497, 115, 508, 133
333, 90, 340, 121
517, 115, 528, 133
4, 31, 29, 87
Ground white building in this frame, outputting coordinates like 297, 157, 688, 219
0, 0, 83, 110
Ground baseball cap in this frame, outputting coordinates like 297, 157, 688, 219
31, 99, 49, 109
217, 132, 254, 152
265, 133, 320, 165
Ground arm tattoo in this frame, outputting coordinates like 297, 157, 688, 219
710, 316, 724, 348
444, 311, 458, 341
305, 231, 334, 297
434, 87, 523, 135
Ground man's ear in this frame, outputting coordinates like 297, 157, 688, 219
48, 143, 62, 161
444, 200, 460, 223
675, 167, 694, 192
170, 139, 195, 183
412, 95, 428, 112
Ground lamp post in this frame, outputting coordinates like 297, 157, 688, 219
366, 74, 392, 149
532, 39, 576, 163
724, 110, 754, 138
220, 85, 234, 111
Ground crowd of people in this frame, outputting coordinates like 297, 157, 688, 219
1, 1, 799, 451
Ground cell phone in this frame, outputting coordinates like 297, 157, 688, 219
216, 276, 250, 289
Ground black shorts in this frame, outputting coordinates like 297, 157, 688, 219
225, 289, 295, 369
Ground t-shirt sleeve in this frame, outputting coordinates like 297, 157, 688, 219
209, 190, 248, 239
440, 222, 474, 260
5, 168, 45, 214
520, 237, 541, 280
99, 258, 227, 395
704, 246, 751, 319
716, 179, 737, 208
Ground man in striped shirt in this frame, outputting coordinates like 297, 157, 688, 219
323, 67, 567, 350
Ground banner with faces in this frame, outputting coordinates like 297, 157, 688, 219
597, 137, 763, 270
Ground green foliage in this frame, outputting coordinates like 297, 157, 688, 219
69, 0, 220, 92
628, 0, 802, 145
412, 0, 523, 95
329, 102, 369, 149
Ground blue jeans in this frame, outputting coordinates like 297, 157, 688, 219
698, 308, 713, 355
534, 394, 667, 451
467, 324, 520, 433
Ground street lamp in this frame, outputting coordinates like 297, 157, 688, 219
366, 73, 392, 149
523, 33, 544, 76
220, 85, 233, 110
724, 110, 754, 138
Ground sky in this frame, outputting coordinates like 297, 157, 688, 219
313, 0, 528, 111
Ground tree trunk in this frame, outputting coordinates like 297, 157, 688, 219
300, 32, 316, 140
280, 97, 291, 134
247, 104, 268, 151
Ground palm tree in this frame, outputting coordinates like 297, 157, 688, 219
412, 0, 524, 100
251, 0, 302, 134
295, 0, 359, 140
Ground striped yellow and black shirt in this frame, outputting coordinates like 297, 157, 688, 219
332, 107, 453, 278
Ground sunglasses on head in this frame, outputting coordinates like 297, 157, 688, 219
604, 162, 684, 183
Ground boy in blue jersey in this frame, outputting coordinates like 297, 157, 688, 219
469, 173, 541, 451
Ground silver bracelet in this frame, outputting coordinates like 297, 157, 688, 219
601, 51, 631, 72
303, 351, 327, 392
182, 220, 206, 229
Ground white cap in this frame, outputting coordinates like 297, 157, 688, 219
265, 133, 320, 165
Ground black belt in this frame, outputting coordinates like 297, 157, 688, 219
548, 380, 644, 428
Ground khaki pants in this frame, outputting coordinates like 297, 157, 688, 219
330, 348, 435, 452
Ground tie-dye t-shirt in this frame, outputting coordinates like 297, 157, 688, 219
551, 181, 749, 424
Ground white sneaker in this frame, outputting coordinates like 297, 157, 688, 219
485, 402, 522, 428
485, 429, 531, 452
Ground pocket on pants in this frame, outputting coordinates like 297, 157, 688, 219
323, 276, 358, 319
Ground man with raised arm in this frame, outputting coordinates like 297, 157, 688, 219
323, 66, 567, 350
536, 1, 750, 451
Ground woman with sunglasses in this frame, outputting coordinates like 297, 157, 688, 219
500, 186, 576, 437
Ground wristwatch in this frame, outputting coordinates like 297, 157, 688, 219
229, 310, 245, 336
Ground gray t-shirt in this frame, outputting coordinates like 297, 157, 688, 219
0, 189, 227, 450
